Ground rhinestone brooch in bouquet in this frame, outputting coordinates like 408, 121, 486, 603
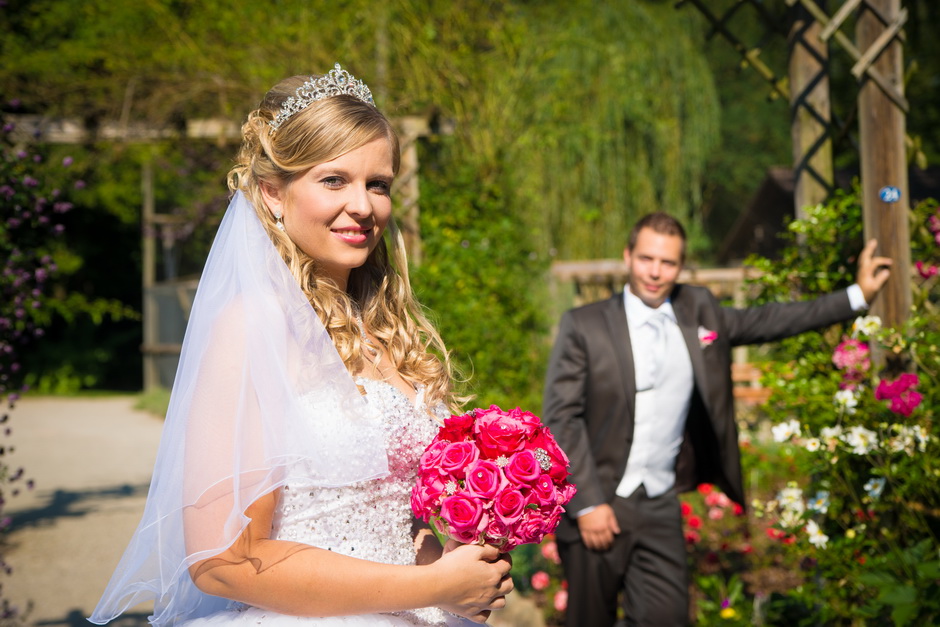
410, 405, 576, 552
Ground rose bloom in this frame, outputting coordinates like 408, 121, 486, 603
680, 501, 693, 517
437, 412, 475, 442
687, 515, 703, 530
531, 571, 550, 591
832, 337, 870, 370
708, 507, 724, 520
697, 483, 714, 495
473, 406, 534, 457
440, 441, 480, 479
685, 530, 701, 544
529, 427, 571, 482
540, 538, 561, 564
440, 492, 484, 543
494, 487, 526, 526
464, 459, 504, 500
504, 449, 541, 486
553, 589, 568, 612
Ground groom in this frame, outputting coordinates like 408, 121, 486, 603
543, 212, 891, 626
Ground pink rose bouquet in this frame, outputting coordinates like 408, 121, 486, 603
411, 405, 576, 551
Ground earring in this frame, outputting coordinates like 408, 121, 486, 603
274, 210, 285, 232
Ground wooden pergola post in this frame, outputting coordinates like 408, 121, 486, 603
856, 0, 911, 342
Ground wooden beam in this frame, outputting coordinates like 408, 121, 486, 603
857, 0, 911, 355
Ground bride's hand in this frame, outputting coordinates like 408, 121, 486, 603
433, 542, 513, 623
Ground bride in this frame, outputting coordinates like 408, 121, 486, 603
90, 64, 512, 626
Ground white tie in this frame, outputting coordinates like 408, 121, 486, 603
647, 313, 668, 386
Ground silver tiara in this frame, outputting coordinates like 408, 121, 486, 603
269, 63, 375, 131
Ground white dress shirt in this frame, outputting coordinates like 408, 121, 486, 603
615, 289, 694, 499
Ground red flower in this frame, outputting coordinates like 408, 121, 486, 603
687, 515, 703, 530
697, 483, 714, 495
685, 530, 701, 544
680, 501, 693, 517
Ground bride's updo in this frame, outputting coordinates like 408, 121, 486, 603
227, 73, 455, 408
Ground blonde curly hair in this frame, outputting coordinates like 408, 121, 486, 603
227, 74, 456, 409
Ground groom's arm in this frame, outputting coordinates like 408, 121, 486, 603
543, 310, 606, 514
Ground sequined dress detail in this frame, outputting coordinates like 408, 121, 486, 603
185, 378, 470, 626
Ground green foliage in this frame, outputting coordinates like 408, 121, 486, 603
743, 193, 940, 624
414, 151, 551, 410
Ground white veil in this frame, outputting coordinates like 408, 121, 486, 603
90, 191, 389, 625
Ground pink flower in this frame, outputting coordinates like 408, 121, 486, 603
553, 589, 568, 612
505, 449, 541, 486
531, 473, 558, 506
418, 440, 449, 474
540, 539, 561, 564
531, 571, 550, 591
685, 530, 701, 544
708, 507, 725, 520
832, 338, 871, 371
412, 405, 575, 550
438, 412, 475, 442
697, 326, 718, 348
473, 406, 533, 457
440, 441, 480, 479
440, 492, 485, 543
465, 460, 504, 500
529, 426, 570, 482
876, 374, 922, 417
915, 260, 939, 279
494, 487, 526, 526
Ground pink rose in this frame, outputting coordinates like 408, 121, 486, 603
531, 474, 558, 506
440, 492, 485, 543
540, 539, 561, 564
505, 450, 541, 487
514, 509, 548, 545
494, 487, 526, 526
440, 441, 479, 479
553, 589, 568, 612
483, 517, 510, 549
465, 459, 504, 500
559, 482, 577, 505
832, 338, 870, 371
529, 427, 570, 482
531, 571, 550, 591
439, 412, 475, 442
418, 439, 449, 474
473, 406, 533, 457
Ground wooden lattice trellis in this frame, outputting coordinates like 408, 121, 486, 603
678, 0, 913, 349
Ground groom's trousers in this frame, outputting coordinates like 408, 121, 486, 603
557, 486, 689, 627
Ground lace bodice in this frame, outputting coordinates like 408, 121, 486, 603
270, 378, 453, 626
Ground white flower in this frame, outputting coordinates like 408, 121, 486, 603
852, 315, 882, 338
779, 507, 804, 529
887, 425, 915, 454
777, 485, 805, 515
913, 425, 931, 451
772, 419, 802, 443
834, 389, 858, 415
808, 491, 830, 514
804, 438, 821, 452
820, 425, 843, 440
864, 477, 886, 500
841, 425, 879, 455
805, 519, 829, 549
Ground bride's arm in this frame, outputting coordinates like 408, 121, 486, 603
188, 490, 512, 621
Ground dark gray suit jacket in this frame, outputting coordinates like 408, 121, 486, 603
543, 284, 854, 542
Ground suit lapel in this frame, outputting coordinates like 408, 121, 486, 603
604, 294, 636, 418
670, 284, 708, 393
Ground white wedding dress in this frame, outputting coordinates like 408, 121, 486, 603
184, 378, 472, 627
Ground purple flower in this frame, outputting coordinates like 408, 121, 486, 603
73, 180, 86, 190
22, 175, 38, 187
62, 156, 73, 167
2, 123, 13, 133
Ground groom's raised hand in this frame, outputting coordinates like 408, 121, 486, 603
856, 238, 892, 305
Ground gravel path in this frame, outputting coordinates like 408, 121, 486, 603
1, 395, 544, 627
4, 396, 161, 626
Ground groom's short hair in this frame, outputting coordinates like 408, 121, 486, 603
628, 212, 687, 261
